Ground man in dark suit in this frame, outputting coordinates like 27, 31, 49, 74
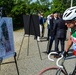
53, 14, 67, 53
47, 12, 58, 54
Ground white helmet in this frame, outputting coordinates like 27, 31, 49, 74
63, 6, 76, 20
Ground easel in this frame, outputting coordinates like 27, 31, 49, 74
0, 8, 19, 75
17, 14, 42, 60
0, 52, 19, 75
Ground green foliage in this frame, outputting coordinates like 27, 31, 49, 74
50, 0, 71, 14
44, 11, 51, 17
50, 0, 76, 15
0, 0, 15, 15
11, 1, 26, 15
0, 0, 75, 30
73, 0, 76, 6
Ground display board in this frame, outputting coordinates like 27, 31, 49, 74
0, 17, 15, 60
23, 15, 40, 36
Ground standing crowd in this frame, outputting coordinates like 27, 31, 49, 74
47, 12, 68, 54
37, 12, 68, 55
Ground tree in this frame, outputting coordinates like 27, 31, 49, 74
0, 0, 15, 16
73, 0, 76, 6
50, 0, 71, 13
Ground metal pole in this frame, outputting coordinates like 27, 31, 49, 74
71, 0, 73, 7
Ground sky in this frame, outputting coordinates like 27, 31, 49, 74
32, 0, 52, 2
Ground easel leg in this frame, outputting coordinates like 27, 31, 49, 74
0, 63, 1, 71
14, 53, 19, 75
0, 62, 2, 71
30, 14, 42, 60
46, 38, 50, 52
17, 34, 25, 60
27, 35, 30, 56
0, 57, 3, 71
37, 41, 42, 60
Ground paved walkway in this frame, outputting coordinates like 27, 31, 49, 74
0, 27, 76, 75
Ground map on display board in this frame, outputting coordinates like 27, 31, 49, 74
0, 17, 15, 60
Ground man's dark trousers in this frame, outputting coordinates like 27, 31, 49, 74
55, 38, 65, 53
47, 35, 54, 54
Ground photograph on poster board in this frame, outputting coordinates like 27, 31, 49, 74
0, 17, 15, 59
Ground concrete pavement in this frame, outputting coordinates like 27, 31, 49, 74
0, 27, 76, 75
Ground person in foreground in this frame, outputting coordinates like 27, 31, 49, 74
62, 6, 76, 57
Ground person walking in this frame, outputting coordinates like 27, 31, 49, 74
53, 14, 67, 54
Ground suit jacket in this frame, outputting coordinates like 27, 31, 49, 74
53, 18, 67, 39
49, 17, 58, 36
40, 16, 45, 25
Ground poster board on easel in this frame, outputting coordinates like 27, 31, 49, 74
0, 17, 15, 59
0, 17, 19, 75
23, 15, 40, 36
17, 14, 42, 60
